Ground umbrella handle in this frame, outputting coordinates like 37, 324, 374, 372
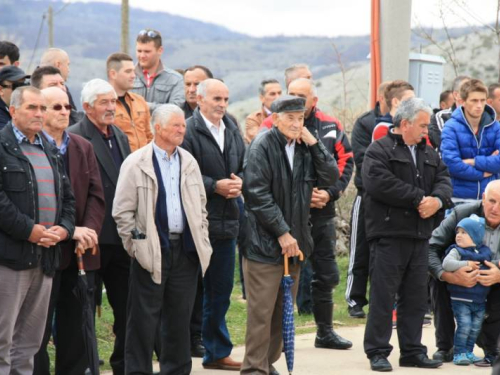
284, 250, 304, 276
76, 247, 86, 275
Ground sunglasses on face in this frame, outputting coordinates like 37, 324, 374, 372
50, 104, 72, 111
138, 29, 159, 38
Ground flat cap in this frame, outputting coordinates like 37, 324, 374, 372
271, 94, 306, 113
0, 66, 30, 83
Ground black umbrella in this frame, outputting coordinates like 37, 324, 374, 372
73, 246, 100, 375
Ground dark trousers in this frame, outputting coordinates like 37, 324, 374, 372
345, 192, 370, 308
34, 268, 97, 375
364, 238, 428, 359
202, 238, 236, 364
99, 244, 131, 375
310, 216, 340, 304
125, 240, 199, 375
189, 274, 204, 340
429, 276, 454, 352
297, 216, 340, 313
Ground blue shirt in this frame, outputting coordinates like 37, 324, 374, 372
12, 123, 44, 148
42, 130, 70, 155
152, 142, 184, 234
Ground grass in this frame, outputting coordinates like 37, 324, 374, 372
48, 253, 363, 372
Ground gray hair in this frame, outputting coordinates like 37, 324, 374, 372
288, 78, 317, 96
152, 104, 185, 134
196, 78, 228, 98
81, 78, 116, 107
393, 97, 432, 127
259, 79, 280, 96
452, 75, 470, 92
284, 63, 310, 86
10, 86, 43, 109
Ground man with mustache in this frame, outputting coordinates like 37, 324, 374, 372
0, 86, 75, 374
69, 78, 132, 375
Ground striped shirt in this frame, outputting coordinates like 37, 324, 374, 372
20, 142, 57, 229
152, 142, 184, 233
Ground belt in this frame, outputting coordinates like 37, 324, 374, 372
169, 233, 182, 240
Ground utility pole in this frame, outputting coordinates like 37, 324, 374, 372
121, 0, 129, 53
48, 5, 54, 47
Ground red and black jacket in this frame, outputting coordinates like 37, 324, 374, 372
306, 107, 353, 217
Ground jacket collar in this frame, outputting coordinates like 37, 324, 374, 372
138, 142, 196, 180
134, 60, 165, 82
387, 129, 427, 150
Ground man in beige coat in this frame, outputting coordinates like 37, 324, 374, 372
113, 104, 212, 375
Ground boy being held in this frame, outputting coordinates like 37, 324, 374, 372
443, 214, 492, 366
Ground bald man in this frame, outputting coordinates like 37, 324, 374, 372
40, 48, 81, 124
429, 179, 500, 366
33, 87, 105, 375
182, 79, 245, 371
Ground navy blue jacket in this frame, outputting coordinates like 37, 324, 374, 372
445, 244, 492, 303
440, 105, 500, 200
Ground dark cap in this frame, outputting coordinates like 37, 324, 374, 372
271, 94, 306, 113
0, 66, 30, 83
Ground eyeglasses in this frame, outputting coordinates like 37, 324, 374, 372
138, 29, 159, 38
50, 104, 72, 111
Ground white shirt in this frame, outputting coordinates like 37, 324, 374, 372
285, 140, 296, 170
152, 142, 184, 234
200, 112, 226, 153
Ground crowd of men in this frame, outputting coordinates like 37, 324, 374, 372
2, 26, 500, 375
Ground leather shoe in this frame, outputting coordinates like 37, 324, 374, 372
191, 335, 206, 358
399, 353, 442, 368
432, 348, 453, 363
369, 355, 392, 372
315, 330, 352, 349
203, 356, 242, 371
269, 365, 280, 375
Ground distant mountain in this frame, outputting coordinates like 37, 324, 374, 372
0, 0, 487, 104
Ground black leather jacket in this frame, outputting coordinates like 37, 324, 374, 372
362, 130, 452, 241
0, 124, 75, 275
242, 126, 339, 264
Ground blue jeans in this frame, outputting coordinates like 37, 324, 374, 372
451, 300, 486, 354
202, 238, 236, 364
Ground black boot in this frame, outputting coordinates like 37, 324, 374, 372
313, 302, 352, 349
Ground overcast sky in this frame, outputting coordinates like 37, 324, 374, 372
69, 0, 498, 37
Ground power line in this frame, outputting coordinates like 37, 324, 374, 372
27, 11, 46, 73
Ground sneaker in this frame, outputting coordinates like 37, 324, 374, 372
453, 353, 471, 366
392, 309, 397, 329
466, 352, 482, 363
348, 305, 366, 318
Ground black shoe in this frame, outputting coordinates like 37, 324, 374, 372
269, 365, 280, 375
190, 335, 206, 358
432, 348, 453, 362
370, 355, 392, 372
474, 353, 497, 367
315, 329, 353, 349
348, 305, 366, 318
399, 353, 442, 368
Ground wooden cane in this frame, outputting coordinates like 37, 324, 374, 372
284, 250, 304, 276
